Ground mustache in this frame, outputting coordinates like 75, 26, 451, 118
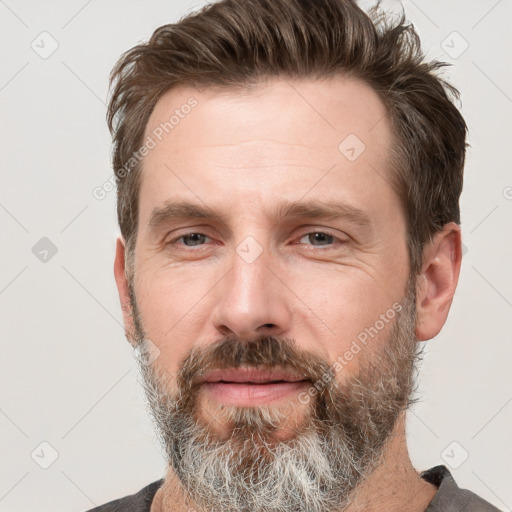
175, 334, 334, 395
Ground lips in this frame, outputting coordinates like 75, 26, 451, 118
199, 367, 311, 405
200, 367, 309, 385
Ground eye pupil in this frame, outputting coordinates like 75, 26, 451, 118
183, 233, 206, 246
309, 232, 333, 245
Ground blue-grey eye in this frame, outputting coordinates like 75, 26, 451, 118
300, 232, 335, 246
180, 233, 209, 246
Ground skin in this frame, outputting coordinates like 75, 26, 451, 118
113, 76, 462, 511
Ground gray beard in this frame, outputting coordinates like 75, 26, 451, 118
131, 282, 421, 512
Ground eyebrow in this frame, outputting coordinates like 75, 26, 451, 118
148, 198, 372, 232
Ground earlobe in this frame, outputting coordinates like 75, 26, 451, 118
114, 236, 136, 346
415, 223, 462, 341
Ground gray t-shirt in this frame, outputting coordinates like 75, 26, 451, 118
86, 465, 501, 511
421, 465, 501, 511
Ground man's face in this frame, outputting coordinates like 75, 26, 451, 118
128, 77, 418, 510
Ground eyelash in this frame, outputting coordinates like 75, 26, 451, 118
167, 230, 346, 251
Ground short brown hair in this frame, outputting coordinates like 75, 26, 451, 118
107, 0, 467, 279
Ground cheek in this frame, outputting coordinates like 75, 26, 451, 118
134, 270, 211, 374
288, 266, 402, 373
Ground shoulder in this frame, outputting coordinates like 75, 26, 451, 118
84, 479, 164, 512
422, 465, 501, 512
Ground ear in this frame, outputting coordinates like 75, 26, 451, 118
415, 222, 462, 341
114, 236, 136, 347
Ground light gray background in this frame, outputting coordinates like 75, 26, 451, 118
0, 1, 511, 511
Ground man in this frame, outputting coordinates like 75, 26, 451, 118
88, 0, 500, 510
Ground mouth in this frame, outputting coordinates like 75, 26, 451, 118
199, 367, 311, 405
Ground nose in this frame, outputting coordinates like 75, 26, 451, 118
211, 246, 291, 340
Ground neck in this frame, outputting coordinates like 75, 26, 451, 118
150, 412, 438, 512
341, 413, 438, 511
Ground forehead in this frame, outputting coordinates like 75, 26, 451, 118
144, 76, 392, 157
138, 76, 397, 226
